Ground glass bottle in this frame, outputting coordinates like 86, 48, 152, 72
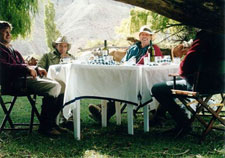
148, 40, 155, 62
102, 40, 109, 56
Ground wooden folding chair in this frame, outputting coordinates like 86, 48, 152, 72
171, 60, 225, 141
0, 76, 41, 134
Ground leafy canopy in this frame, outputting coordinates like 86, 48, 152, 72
0, 0, 38, 39
116, 7, 197, 43
44, 0, 61, 51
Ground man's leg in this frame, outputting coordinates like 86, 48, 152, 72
26, 77, 62, 97
39, 96, 60, 131
89, 100, 116, 122
26, 77, 64, 135
151, 80, 191, 130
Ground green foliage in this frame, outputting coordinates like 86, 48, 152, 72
149, 12, 171, 31
44, 0, 61, 51
117, 7, 197, 43
130, 9, 149, 34
0, 0, 38, 39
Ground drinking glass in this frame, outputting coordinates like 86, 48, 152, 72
173, 57, 181, 64
144, 57, 149, 65
155, 56, 162, 63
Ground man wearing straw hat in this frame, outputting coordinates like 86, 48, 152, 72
123, 25, 163, 64
88, 25, 163, 123
38, 36, 75, 129
38, 36, 75, 71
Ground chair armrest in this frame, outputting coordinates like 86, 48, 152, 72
168, 73, 181, 89
168, 73, 180, 77
171, 89, 198, 97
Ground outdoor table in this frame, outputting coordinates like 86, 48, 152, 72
141, 64, 179, 131
48, 63, 179, 140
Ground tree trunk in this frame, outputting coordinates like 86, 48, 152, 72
114, 0, 225, 34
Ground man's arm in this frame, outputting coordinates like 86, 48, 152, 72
35, 66, 47, 78
37, 53, 48, 70
178, 39, 201, 84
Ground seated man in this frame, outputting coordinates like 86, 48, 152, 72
38, 35, 75, 129
0, 21, 66, 136
151, 30, 224, 137
123, 25, 163, 64
89, 25, 163, 122
38, 35, 75, 71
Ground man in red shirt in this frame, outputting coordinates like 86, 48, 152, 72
151, 30, 224, 137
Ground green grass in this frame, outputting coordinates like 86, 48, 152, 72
0, 96, 224, 158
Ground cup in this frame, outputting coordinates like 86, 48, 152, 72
173, 57, 181, 64
164, 55, 171, 60
155, 56, 162, 63
144, 57, 149, 65
60, 57, 72, 64
107, 55, 113, 61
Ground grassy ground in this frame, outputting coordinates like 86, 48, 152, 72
0, 96, 224, 158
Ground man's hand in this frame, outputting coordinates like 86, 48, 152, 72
27, 67, 37, 78
172, 44, 190, 58
36, 67, 47, 78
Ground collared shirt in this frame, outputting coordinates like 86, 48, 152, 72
37, 49, 75, 71
123, 42, 163, 64
179, 31, 224, 86
0, 43, 29, 90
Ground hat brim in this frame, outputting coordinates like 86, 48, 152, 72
52, 42, 71, 51
139, 31, 154, 36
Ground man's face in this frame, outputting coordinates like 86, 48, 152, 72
0, 27, 11, 45
139, 32, 152, 45
56, 43, 68, 55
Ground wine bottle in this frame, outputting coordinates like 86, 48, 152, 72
102, 40, 109, 56
148, 40, 155, 62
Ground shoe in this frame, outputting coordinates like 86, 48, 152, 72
38, 128, 61, 137
162, 127, 179, 135
54, 125, 69, 133
163, 126, 192, 138
88, 104, 101, 122
174, 126, 192, 138
88, 102, 116, 122
60, 120, 74, 131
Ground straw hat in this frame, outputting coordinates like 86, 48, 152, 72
139, 26, 154, 36
52, 36, 71, 51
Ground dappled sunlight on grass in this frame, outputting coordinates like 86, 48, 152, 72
0, 97, 224, 157
83, 150, 110, 158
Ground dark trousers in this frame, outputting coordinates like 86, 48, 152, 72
151, 80, 191, 128
39, 94, 64, 130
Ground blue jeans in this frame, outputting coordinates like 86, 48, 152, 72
151, 80, 191, 128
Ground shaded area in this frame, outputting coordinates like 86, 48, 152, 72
114, 0, 225, 33
0, 97, 224, 157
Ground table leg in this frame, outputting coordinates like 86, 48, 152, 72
127, 104, 134, 135
144, 104, 149, 132
101, 100, 107, 127
115, 101, 121, 125
73, 101, 80, 140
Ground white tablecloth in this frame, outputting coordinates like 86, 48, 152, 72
48, 64, 142, 119
141, 65, 179, 105
48, 63, 178, 119
48, 63, 179, 139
